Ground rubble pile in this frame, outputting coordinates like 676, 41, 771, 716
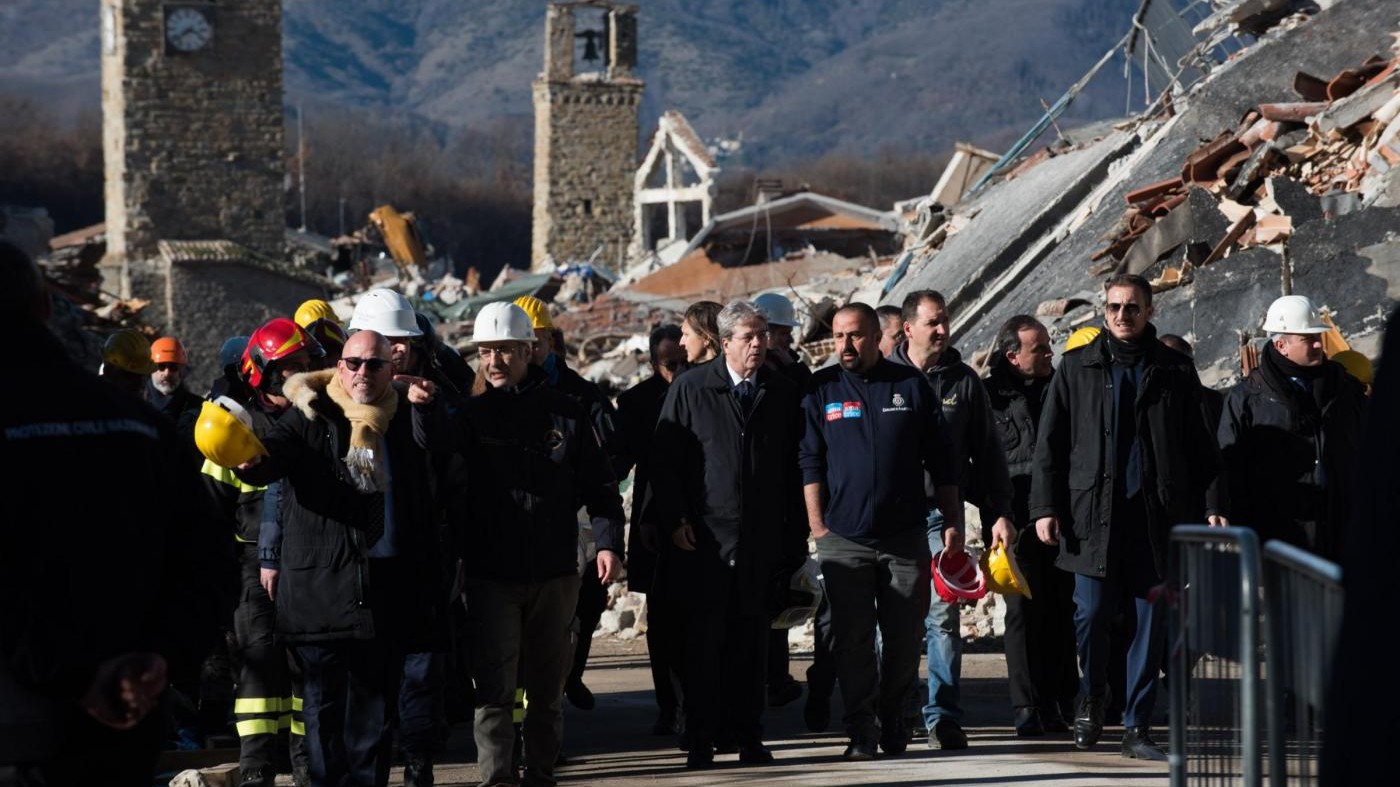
1092, 48, 1400, 295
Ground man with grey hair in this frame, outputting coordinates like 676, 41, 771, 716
655, 299, 807, 769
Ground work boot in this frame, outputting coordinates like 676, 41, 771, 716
564, 678, 595, 711
291, 763, 310, 787
1074, 694, 1107, 749
1120, 727, 1167, 761
403, 756, 434, 787
236, 767, 273, 787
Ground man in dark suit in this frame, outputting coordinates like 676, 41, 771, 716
654, 300, 806, 770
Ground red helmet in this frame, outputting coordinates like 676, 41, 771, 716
931, 549, 987, 604
243, 318, 322, 390
305, 317, 348, 354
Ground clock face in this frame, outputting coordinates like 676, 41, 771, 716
166, 7, 213, 53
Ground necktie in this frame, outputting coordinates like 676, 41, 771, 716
736, 379, 756, 418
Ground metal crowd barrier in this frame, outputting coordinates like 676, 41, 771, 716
1169, 525, 1264, 787
1168, 526, 1345, 787
1261, 541, 1343, 787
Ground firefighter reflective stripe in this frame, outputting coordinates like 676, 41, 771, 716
234, 697, 284, 713
236, 719, 280, 737
201, 458, 265, 493
235, 695, 298, 739
512, 688, 527, 723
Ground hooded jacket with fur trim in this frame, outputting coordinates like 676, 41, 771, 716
237, 369, 456, 644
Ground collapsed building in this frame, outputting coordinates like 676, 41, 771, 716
884, 0, 1400, 387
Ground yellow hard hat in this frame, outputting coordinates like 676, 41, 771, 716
295, 299, 339, 329
513, 295, 555, 330
102, 330, 156, 375
1064, 325, 1101, 353
195, 397, 269, 469
980, 543, 1032, 599
1331, 349, 1372, 385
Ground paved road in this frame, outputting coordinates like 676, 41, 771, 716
416, 638, 1171, 786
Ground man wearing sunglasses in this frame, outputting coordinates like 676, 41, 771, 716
237, 329, 452, 787
1030, 273, 1225, 761
460, 302, 625, 787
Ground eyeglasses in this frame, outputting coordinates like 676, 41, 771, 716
478, 346, 521, 361
340, 357, 390, 373
1105, 303, 1143, 317
730, 330, 771, 345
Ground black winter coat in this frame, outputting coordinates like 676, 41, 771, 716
654, 360, 808, 615
239, 375, 448, 645
2, 322, 225, 760
985, 363, 1051, 528
616, 373, 670, 588
890, 344, 1014, 522
1029, 333, 1224, 577
461, 366, 625, 583
1217, 356, 1363, 562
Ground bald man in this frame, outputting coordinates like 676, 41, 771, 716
238, 329, 458, 787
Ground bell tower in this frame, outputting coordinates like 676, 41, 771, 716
101, 0, 286, 273
531, 2, 643, 272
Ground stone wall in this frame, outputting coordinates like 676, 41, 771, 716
168, 261, 328, 391
532, 78, 643, 270
102, 0, 285, 265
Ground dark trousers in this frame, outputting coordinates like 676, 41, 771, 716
1003, 531, 1078, 715
766, 629, 792, 688
805, 582, 836, 700
234, 545, 306, 772
297, 640, 404, 787
815, 528, 931, 741
642, 584, 682, 713
397, 651, 445, 759
1072, 496, 1167, 728
681, 568, 769, 749
567, 559, 606, 687
467, 575, 580, 787
0, 712, 161, 787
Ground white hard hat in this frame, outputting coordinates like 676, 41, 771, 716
753, 292, 799, 327
1263, 295, 1329, 335
472, 302, 537, 344
348, 289, 422, 337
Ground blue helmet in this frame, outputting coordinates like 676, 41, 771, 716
219, 336, 250, 371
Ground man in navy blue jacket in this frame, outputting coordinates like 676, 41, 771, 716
799, 302, 963, 760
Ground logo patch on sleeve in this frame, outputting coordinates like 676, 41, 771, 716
842, 401, 863, 419
825, 402, 844, 421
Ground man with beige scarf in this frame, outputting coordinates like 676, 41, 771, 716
237, 330, 457, 787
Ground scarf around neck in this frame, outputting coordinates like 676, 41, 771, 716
293, 368, 399, 492
1104, 323, 1157, 367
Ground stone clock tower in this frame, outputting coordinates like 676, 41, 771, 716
101, 0, 286, 272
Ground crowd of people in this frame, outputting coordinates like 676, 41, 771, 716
1, 233, 1373, 786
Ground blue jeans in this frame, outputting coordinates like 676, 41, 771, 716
923, 509, 962, 728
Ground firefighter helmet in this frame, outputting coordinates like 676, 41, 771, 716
244, 318, 321, 390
